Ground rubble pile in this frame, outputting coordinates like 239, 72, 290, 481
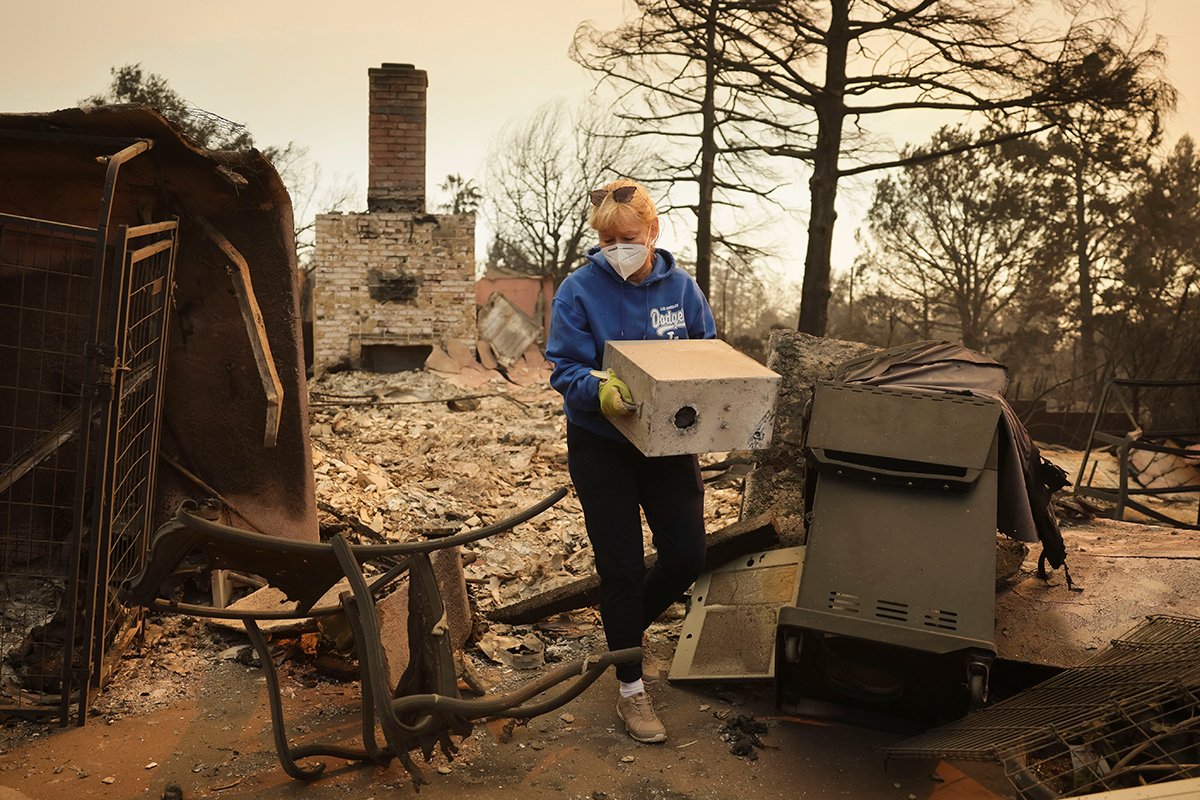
308, 368, 745, 613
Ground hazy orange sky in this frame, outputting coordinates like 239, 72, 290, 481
2, 0, 1196, 282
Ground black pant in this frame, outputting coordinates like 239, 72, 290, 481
567, 423, 706, 683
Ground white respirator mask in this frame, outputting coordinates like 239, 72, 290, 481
602, 242, 651, 281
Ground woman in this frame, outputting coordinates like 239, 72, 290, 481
545, 178, 716, 743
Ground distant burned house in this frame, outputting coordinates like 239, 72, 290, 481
312, 64, 476, 375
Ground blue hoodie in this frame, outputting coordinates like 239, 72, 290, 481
546, 246, 717, 442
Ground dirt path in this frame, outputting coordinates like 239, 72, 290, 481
0, 633, 1009, 799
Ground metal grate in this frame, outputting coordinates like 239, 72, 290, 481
886, 615, 1200, 798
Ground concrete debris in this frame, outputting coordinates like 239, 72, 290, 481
307, 368, 744, 617
424, 341, 470, 374
476, 630, 546, 670
422, 336, 552, 390
996, 535, 1029, 587
741, 331, 879, 544
477, 338, 500, 370
374, 546, 473, 678
206, 580, 349, 635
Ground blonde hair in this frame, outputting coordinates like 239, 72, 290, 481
588, 178, 658, 232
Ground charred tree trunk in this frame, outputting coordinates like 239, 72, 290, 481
741, 330, 878, 544
1074, 150, 1096, 381
694, 0, 720, 299
797, 1, 849, 335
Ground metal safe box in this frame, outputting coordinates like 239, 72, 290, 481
775, 381, 1002, 722
602, 339, 781, 457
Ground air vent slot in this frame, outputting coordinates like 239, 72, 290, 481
827, 591, 861, 614
822, 449, 968, 478
875, 599, 909, 622
923, 609, 959, 631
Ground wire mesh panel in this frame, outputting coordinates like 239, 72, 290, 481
78, 221, 178, 716
0, 214, 98, 717
886, 615, 1200, 798
0, 207, 177, 721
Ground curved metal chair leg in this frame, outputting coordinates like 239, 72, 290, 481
336, 592, 393, 765
388, 647, 642, 721
332, 537, 433, 787
244, 620, 326, 780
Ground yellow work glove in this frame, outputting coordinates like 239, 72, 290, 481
598, 369, 636, 416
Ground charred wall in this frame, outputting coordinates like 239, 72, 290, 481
311, 210, 475, 374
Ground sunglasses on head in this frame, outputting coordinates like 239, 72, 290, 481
589, 185, 637, 207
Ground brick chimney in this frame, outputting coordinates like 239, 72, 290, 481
367, 63, 427, 213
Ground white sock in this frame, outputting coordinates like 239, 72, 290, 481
619, 679, 645, 698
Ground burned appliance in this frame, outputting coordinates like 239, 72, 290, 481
776, 381, 1001, 722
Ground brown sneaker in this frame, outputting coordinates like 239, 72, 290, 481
617, 691, 667, 743
641, 633, 661, 683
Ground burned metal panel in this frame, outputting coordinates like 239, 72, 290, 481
477, 291, 540, 369
0, 214, 97, 716
669, 547, 804, 681
0, 106, 317, 543
0, 108, 316, 722
0, 141, 179, 721
474, 272, 554, 341
79, 219, 180, 713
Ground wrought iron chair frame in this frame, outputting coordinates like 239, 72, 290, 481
121, 487, 638, 785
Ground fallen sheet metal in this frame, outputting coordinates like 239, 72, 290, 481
476, 291, 540, 368
668, 547, 804, 681
886, 615, 1200, 799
